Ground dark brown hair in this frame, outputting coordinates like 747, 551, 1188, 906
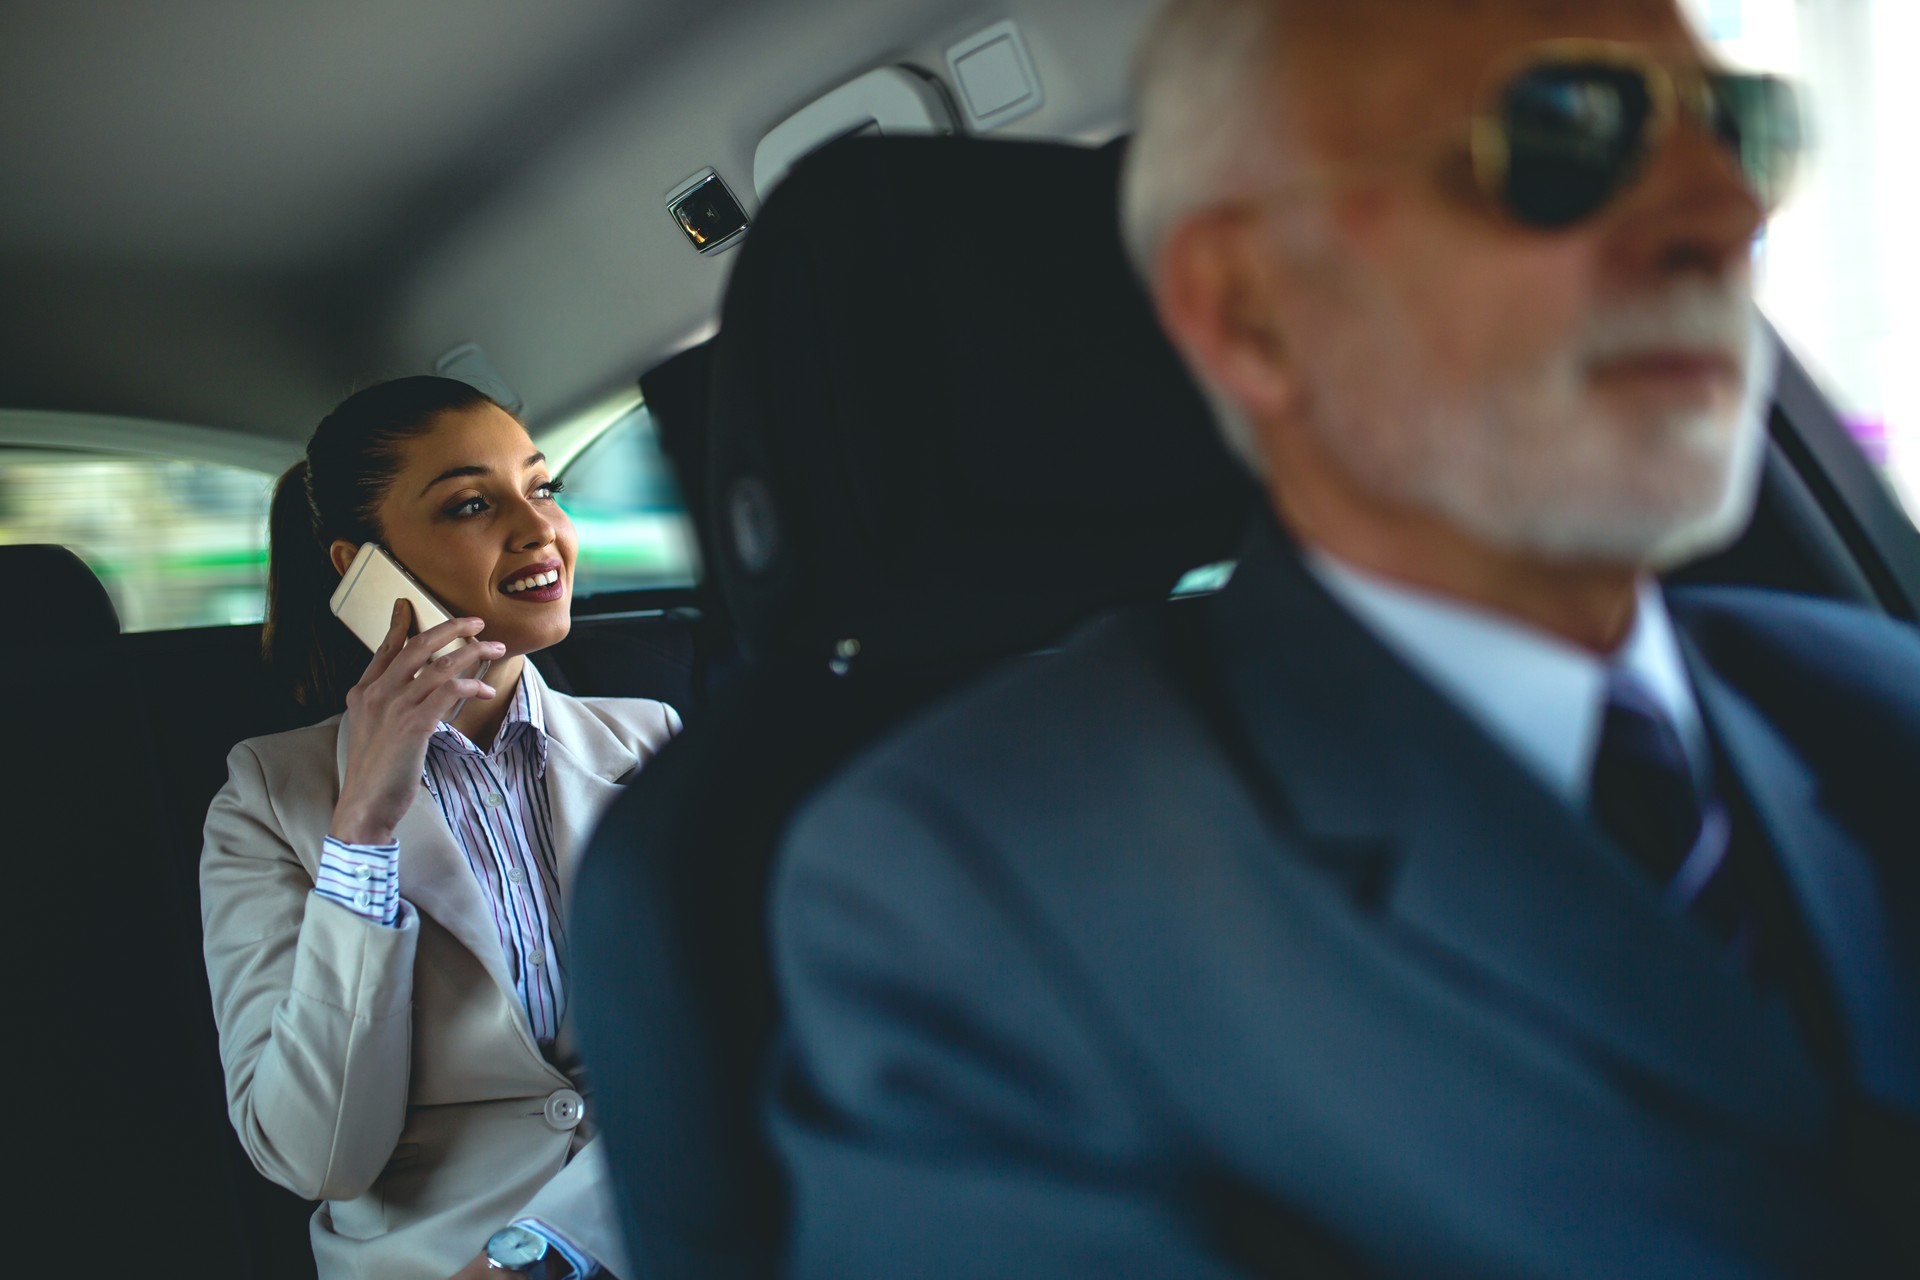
264, 376, 497, 711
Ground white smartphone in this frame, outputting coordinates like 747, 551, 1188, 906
329, 542, 472, 661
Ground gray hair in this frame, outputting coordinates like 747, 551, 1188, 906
1120, 0, 1292, 473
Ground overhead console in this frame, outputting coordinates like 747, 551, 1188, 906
667, 19, 1047, 257
751, 19, 1047, 202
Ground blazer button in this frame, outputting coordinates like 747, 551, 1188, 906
544, 1088, 584, 1131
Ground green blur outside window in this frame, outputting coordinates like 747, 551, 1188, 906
0, 450, 274, 631
556, 403, 699, 596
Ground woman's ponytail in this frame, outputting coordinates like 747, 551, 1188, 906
262, 376, 497, 714
263, 458, 352, 709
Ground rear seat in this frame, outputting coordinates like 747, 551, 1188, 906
10, 542, 703, 1278
533, 597, 709, 710
13, 546, 271, 1277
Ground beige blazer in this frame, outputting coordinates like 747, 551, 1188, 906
201, 685, 678, 1280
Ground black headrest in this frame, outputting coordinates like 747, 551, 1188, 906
707, 136, 1247, 667
0, 544, 119, 645
640, 341, 724, 616
640, 340, 714, 527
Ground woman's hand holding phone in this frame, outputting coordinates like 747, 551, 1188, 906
329, 600, 505, 846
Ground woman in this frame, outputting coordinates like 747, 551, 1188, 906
202, 377, 678, 1280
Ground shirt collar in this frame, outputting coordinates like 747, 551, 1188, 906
1304, 549, 1705, 806
427, 659, 552, 772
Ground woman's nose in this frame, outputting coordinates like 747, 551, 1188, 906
512, 505, 556, 551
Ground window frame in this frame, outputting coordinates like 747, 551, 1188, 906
545, 397, 704, 615
1764, 335, 1920, 620
0, 419, 291, 633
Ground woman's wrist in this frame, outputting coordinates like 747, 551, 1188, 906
328, 802, 397, 847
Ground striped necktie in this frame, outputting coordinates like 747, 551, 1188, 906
1595, 679, 1920, 1264
1589, 671, 1759, 966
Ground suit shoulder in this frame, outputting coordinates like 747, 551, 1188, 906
1673, 582, 1915, 637
549, 690, 683, 751
821, 606, 1192, 806
226, 715, 343, 775
773, 606, 1187, 943
1672, 585, 1920, 682
206, 716, 343, 847
1673, 586, 1920, 780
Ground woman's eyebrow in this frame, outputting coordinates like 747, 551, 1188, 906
419, 452, 546, 497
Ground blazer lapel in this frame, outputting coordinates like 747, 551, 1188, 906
536, 691, 640, 907
1685, 646, 1920, 1115
529, 691, 638, 1066
333, 710, 519, 1001
1202, 523, 1825, 1136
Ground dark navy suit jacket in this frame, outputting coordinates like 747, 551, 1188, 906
766, 517, 1920, 1278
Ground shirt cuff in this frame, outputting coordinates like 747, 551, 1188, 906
515, 1218, 600, 1278
314, 836, 402, 927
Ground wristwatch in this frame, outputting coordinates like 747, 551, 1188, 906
485, 1224, 578, 1279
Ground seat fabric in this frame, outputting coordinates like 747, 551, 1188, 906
571, 134, 1246, 1280
702, 136, 1246, 668
2, 543, 119, 643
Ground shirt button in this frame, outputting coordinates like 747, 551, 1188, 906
507, 867, 527, 885
484, 792, 505, 807
528, 948, 546, 967
353, 889, 373, 910
354, 864, 374, 882
544, 1088, 584, 1131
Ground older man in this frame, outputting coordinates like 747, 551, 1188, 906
765, 1, 1919, 1275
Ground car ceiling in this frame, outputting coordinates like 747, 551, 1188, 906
0, 0, 1158, 446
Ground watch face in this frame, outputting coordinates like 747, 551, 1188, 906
486, 1225, 550, 1269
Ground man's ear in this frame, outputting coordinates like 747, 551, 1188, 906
329, 539, 361, 578
1152, 208, 1300, 425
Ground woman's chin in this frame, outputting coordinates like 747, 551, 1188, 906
492, 616, 571, 657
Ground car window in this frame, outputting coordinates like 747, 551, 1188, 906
0, 400, 698, 634
557, 403, 700, 596
0, 450, 274, 631
1692, 0, 1919, 512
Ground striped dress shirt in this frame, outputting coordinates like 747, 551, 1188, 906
313, 660, 599, 1275
317, 661, 569, 1041
420, 663, 570, 1046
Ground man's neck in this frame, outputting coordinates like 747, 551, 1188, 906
1270, 482, 1643, 656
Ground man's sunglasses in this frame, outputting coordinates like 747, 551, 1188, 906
1470, 41, 1806, 229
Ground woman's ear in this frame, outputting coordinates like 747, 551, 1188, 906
329, 539, 361, 578
1151, 207, 1301, 428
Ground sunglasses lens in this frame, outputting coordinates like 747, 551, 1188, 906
1498, 63, 1655, 228
1709, 72, 1805, 210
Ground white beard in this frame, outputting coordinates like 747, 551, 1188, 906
1306, 276, 1777, 570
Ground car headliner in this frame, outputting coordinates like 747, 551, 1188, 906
0, 0, 1155, 443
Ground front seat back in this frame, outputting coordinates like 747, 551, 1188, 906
570, 135, 1247, 1278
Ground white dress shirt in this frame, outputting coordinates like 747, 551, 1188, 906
1304, 550, 1707, 805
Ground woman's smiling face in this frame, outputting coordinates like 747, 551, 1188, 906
367, 402, 577, 658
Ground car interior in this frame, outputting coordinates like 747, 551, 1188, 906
6, 1, 1916, 1276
